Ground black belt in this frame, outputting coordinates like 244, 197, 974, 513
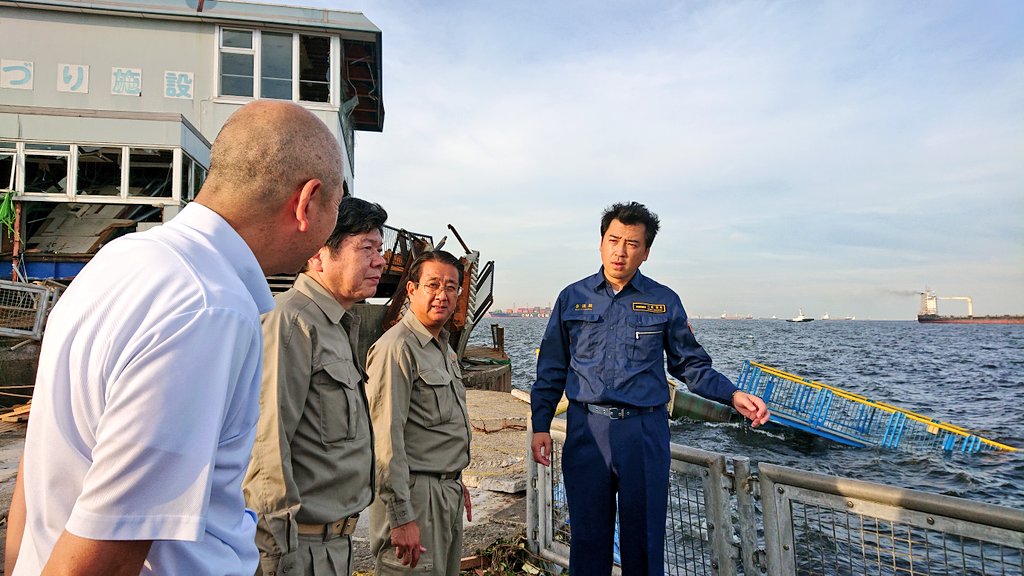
415, 470, 462, 481
584, 403, 658, 420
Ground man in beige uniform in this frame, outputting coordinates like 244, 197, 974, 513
366, 250, 473, 576
245, 197, 388, 575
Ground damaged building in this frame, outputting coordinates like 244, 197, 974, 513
0, 0, 384, 277
0, 0, 501, 398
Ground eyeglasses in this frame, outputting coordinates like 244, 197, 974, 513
416, 281, 461, 297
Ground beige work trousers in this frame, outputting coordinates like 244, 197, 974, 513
370, 474, 464, 575
254, 534, 352, 576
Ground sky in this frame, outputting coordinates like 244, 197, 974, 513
272, 0, 1023, 320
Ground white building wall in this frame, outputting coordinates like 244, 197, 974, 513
0, 6, 354, 185
0, 7, 210, 124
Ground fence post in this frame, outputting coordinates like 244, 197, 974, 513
525, 421, 539, 552
732, 457, 763, 574
759, 465, 797, 575
706, 455, 737, 576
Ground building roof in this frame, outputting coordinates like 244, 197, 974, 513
12, 0, 384, 131
12, 0, 380, 35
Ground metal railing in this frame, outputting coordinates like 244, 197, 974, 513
527, 420, 1024, 575
735, 361, 1017, 453
0, 279, 56, 339
380, 224, 432, 278
760, 463, 1024, 575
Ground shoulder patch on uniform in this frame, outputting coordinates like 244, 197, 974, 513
632, 302, 667, 313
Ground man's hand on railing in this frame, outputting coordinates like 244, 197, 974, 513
531, 432, 552, 466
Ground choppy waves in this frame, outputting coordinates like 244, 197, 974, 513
471, 317, 1024, 507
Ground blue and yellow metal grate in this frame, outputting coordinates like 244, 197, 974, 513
735, 361, 1017, 453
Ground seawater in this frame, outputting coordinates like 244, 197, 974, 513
469, 317, 1024, 509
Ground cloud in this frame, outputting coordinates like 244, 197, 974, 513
281, 0, 1024, 318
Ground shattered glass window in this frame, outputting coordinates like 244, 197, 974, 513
77, 146, 124, 197
24, 153, 69, 195
191, 160, 207, 201
180, 155, 193, 202
0, 154, 13, 191
127, 148, 173, 198
299, 35, 330, 103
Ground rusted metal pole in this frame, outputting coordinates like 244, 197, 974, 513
11, 201, 21, 281
446, 224, 471, 255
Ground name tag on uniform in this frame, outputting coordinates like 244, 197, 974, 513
632, 302, 666, 313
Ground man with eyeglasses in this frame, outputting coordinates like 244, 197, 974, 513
243, 196, 388, 576
364, 250, 473, 576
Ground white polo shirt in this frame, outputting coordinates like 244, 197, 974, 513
15, 202, 274, 575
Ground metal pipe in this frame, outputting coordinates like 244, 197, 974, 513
11, 201, 21, 282
446, 223, 471, 254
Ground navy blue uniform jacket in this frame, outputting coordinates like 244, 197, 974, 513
531, 268, 738, 434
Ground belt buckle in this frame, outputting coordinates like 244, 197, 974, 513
341, 515, 359, 536
607, 406, 625, 419
323, 515, 359, 541
323, 520, 342, 542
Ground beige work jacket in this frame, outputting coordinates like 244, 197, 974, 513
365, 312, 471, 529
244, 273, 374, 564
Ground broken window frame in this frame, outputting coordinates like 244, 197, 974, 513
126, 148, 174, 199
190, 157, 207, 202
76, 146, 126, 198
21, 143, 72, 198
217, 26, 338, 106
299, 34, 332, 103
180, 154, 193, 203
0, 142, 15, 191
0, 155, 14, 193
6, 140, 208, 206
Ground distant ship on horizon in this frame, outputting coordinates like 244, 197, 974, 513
917, 289, 1024, 324
787, 309, 814, 323
490, 306, 552, 318
820, 312, 856, 321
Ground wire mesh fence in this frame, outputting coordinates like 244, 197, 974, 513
664, 469, 714, 575
528, 422, 1024, 576
530, 422, 743, 575
0, 279, 54, 339
760, 463, 1024, 576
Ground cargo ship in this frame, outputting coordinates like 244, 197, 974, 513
490, 306, 552, 318
917, 289, 1024, 324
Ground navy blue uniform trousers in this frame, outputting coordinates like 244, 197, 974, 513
563, 401, 670, 576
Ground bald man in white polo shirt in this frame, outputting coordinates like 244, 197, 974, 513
5, 101, 344, 576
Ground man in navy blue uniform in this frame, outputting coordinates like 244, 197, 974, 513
530, 201, 769, 576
